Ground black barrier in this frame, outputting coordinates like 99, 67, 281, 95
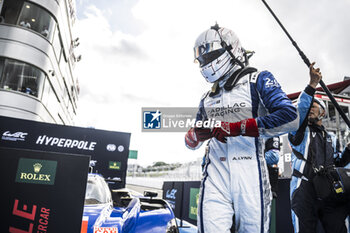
182, 181, 201, 226
163, 182, 184, 218
0, 147, 89, 233
275, 178, 294, 233
0, 116, 131, 189
163, 179, 333, 232
163, 181, 201, 226
163, 180, 294, 230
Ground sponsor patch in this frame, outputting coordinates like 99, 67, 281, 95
188, 188, 200, 221
15, 158, 57, 185
264, 77, 280, 88
93, 227, 118, 233
207, 100, 221, 106
166, 189, 177, 199
109, 161, 121, 170
232, 156, 252, 161
206, 103, 247, 118
106, 144, 116, 151
117, 145, 124, 152
1, 131, 28, 141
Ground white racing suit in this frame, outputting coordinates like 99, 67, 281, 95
189, 70, 299, 233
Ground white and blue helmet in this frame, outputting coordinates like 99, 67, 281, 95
194, 25, 245, 83
313, 97, 327, 120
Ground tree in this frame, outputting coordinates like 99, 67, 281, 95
152, 161, 168, 167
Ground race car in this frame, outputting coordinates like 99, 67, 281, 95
81, 173, 179, 233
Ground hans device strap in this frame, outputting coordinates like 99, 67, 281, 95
224, 67, 257, 91
209, 67, 258, 97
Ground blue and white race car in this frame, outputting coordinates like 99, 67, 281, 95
81, 173, 179, 233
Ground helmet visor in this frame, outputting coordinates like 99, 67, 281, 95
194, 42, 223, 59
196, 48, 226, 67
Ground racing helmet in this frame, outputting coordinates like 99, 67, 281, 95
194, 24, 245, 83
313, 97, 326, 119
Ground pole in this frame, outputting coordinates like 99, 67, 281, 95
261, 0, 350, 129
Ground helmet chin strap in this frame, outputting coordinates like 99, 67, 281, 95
316, 104, 326, 121
219, 63, 237, 86
308, 116, 320, 125
317, 112, 325, 121
309, 111, 324, 124
210, 64, 236, 95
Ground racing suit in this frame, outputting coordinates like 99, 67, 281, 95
288, 85, 350, 233
188, 70, 299, 233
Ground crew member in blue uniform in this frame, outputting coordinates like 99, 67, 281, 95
288, 65, 350, 233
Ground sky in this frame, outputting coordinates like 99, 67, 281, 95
72, 0, 350, 166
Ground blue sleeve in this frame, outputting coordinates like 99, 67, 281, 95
289, 85, 315, 136
329, 132, 341, 159
255, 71, 298, 136
195, 93, 208, 122
265, 149, 280, 165
186, 95, 208, 150
336, 146, 350, 168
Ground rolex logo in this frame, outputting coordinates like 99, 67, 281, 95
109, 161, 121, 170
16, 158, 57, 185
33, 163, 42, 173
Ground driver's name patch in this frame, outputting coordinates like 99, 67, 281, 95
94, 227, 118, 233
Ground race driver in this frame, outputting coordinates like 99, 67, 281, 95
184, 24, 320, 233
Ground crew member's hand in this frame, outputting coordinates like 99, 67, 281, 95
185, 127, 212, 148
309, 62, 322, 89
211, 118, 259, 143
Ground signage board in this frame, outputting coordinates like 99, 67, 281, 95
128, 150, 138, 159
0, 116, 131, 189
0, 147, 89, 233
